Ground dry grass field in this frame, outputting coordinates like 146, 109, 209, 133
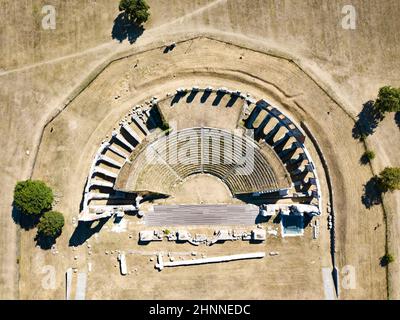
0, 0, 399, 300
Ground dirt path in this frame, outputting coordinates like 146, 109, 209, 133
0, 0, 226, 77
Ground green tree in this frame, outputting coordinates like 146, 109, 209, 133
374, 86, 400, 114
37, 211, 65, 238
14, 180, 54, 215
377, 167, 400, 192
361, 150, 375, 164
119, 0, 150, 25
381, 253, 395, 266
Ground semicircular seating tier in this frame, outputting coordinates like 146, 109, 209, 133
243, 99, 321, 208
115, 127, 292, 196
79, 86, 322, 221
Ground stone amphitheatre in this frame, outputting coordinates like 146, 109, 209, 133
0, 1, 399, 301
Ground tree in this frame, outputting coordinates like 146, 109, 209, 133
14, 180, 54, 215
381, 253, 395, 266
37, 211, 65, 238
374, 86, 400, 115
362, 150, 375, 163
377, 167, 400, 193
119, 0, 150, 25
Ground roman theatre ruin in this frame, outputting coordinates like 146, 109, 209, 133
29, 36, 379, 300
79, 87, 322, 228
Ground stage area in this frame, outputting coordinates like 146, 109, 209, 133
145, 204, 260, 226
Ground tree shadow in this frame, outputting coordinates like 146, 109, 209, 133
361, 176, 382, 209
111, 13, 144, 44
69, 218, 109, 247
35, 233, 57, 250
11, 206, 40, 231
380, 255, 393, 267
352, 101, 384, 141
395, 112, 400, 129
360, 153, 372, 165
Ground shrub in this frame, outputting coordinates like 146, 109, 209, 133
14, 180, 54, 215
119, 0, 150, 25
377, 167, 400, 192
362, 150, 375, 163
160, 120, 170, 131
381, 253, 395, 266
374, 86, 400, 114
37, 211, 65, 238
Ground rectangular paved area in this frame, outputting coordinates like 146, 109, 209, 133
322, 268, 337, 300
75, 273, 87, 300
145, 204, 260, 226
